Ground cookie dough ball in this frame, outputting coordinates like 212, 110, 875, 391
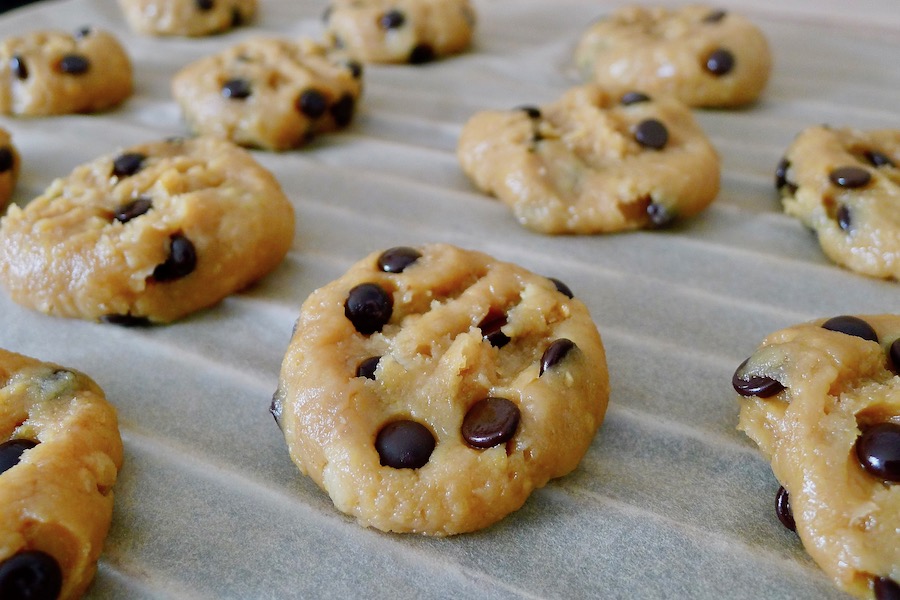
0, 137, 295, 324
574, 5, 771, 108
324, 0, 475, 64
117, 0, 256, 37
273, 244, 609, 535
733, 315, 900, 599
457, 85, 720, 234
777, 126, 900, 281
0, 28, 132, 116
172, 37, 363, 151
0, 128, 19, 211
0, 348, 123, 600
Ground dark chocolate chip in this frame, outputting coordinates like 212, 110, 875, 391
821, 315, 878, 343
377, 246, 421, 273
548, 277, 573, 299
634, 119, 668, 150
829, 166, 871, 189
890, 339, 900, 373
775, 157, 790, 190
855, 422, 900, 483
195, 0, 214, 10
647, 202, 676, 227
330, 93, 356, 127
58, 53, 90, 74
479, 314, 510, 349
297, 89, 328, 119
732, 358, 785, 397
540, 338, 576, 376
836, 204, 851, 231
518, 105, 542, 119
100, 313, 152, 327
114, 197, 152, 223
409, 44, 435, 65
375, 420, 435, 469
462, 397, 520, 449
704, 48, 734, 76
380, 9, 405, 29
345, 60, 363, 79
344, 283, 393, 335
111, 152, 146, 179
152, 234, 197, 282
356, 356, 380, 380
74, 26, 92, 38
221, 78, 252, 100
865, 150, 895, 169
775, 485, 796, 532
0, 439, 37, 475
703, 9, 727, 23
10, 55, 27, 80
0, 550, 63, 600
0, 147, 13, 173
874, 576, 900, 600
270, 388, 284, 428
620, 91, 651, 105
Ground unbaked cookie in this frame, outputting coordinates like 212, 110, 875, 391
117, 0, 256, 37
574, 5, 771, 108
172, 37, 363, 151
0, 128, 19, 211
0, 136, 295, 324
323, 0, 475, 64
272, 244, 609, 535
777, 126, 900, 281
733, 315, 900, 599
0, 28, 132, 116
0, 348, 123, 600
457, 85, 720, 234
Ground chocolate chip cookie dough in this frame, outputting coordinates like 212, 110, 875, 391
777, 126, 900, 281
733, 315, 900, 599
0, 28, 132, 116
0, 348, 123, 600
0, 128, 19, 211
457, 85, 720, 234
172, 37, 363, 151
273, 244, 609, 535
574, 5, 771, 108
117, 0, 256, 37
0, 136, 295, 324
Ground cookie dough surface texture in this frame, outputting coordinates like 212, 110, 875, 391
172, 37, 363, 151
117, 0, 256, 36
0, 28, 132, 116
0, 136, 295, 324
324, 0, 475, 64
733, 315, 900, 599
777, 126, 900, 281
457, 84, 720, 234
574, 5, 771, 108
0, 348, 123, 600
0, 128, 19, 211
274, 244, 609, 535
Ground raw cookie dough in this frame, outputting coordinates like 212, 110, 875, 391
777, 126, 900, 281
272, 244, 609, 535
323, 0, 475, 64
117, 0, 256, 37
0, 348, 123, 600
732, 315, 900, 599
0, 136, 295, 324
457, 85, 720, 234
0, 128, 19, 211
574, 5, 771, 108
0, 28, 132, 116
172, 37, 363, 151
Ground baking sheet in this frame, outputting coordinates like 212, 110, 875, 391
1, 0, 898, 598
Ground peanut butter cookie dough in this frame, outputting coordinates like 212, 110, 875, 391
733, 315, 900, 599
272, 244, 609, 535
777, 126, 900, 281
457, 85, 720, 234
172, 37, 363, 151
117, 0, 256, 37
574, 5, 771, 108
0, 28, 132, 116
0, 348, 123, 600
0, 128, 19, 211
0, 137, 295, 324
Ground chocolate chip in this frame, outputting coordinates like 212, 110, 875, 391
112, 152, 146, 179
836, 204, 851, 231
0, 439, 37, 475
330, 93, 356, 127
890, 339, 900, 373
548, 277, 573, 299
231, 7, 244, 26
704, 48, 734, 76
864, 150, 896, 168
345, 60, 363, 79
0, 550, 63, 600
540, 338, 576, 376
518, 105, 542, 119
703, 9, 727, 23
634, 119, 668, 150
855, 422, 900, 482
620, 91, 651, 105
195, 0, 214, 10
647, 202, 676, 227
732, 358, 785, 397
377, 246, 421, 273
356, 356, 380, 380
775, 157, 789, 190
270, 388, 284, 428
114, 197, 152, 223
375, 420, 435, 468
296, 89, 327, 119
74, 26, 92, 38
409, 44, 435, 65
821, 315, 878, 342
0, 147, 13, 173
221, 78, 252, 100
462, 397, 520, 449
829, 166, 871, 189
100, 313, 152, 327
10, 55, 27, 80
58, 54, 90, 75
344, 283, 393, 335
380, 9, 405, 29
479, 314, 510, 348
775, 485, 796, 532
874, 576, 900, 600
152, 234, 197, 282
